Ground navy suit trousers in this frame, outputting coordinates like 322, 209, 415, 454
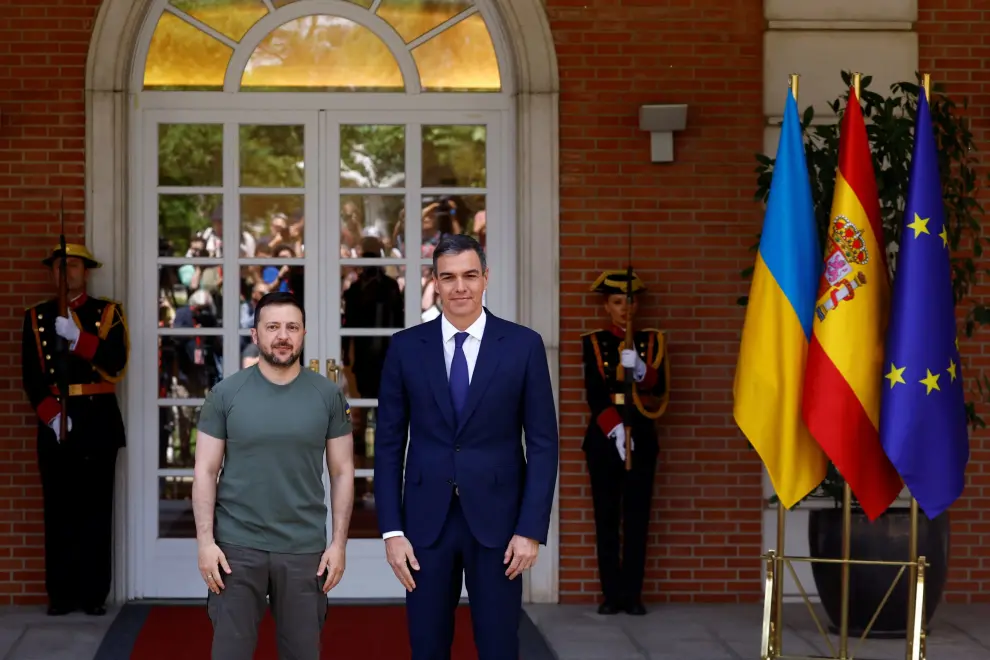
406, 493, 522, 660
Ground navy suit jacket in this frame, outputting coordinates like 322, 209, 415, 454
374, 310, 559, 550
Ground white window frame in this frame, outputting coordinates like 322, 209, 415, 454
86, 0, 561, 604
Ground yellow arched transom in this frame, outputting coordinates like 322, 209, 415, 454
142, 0, 502, 92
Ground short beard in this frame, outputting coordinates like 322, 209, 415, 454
260, 344, 301, 368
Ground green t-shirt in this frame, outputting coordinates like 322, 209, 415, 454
196, 365, 352, 554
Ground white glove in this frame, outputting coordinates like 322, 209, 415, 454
55, 316, 80, 350
621, 349, 646, 382
608, 424, 634, 461
48, 413, 72, 442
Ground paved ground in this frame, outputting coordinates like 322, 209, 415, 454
526, 602, 990, 659
1, 602, 988, 659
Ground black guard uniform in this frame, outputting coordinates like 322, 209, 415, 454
20, 244, 128, 615
582, 270, 669, 615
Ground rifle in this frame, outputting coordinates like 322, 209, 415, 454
623, 227, 635, 471
56, 195, 69, 442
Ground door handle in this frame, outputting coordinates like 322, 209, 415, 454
326, 358, 340, 383
308, 359, 319, 373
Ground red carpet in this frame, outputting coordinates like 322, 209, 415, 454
129, 605, 479, 659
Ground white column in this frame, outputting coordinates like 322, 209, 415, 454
760, 0, 918, 601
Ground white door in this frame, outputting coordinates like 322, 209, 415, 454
145, 107, 499, 599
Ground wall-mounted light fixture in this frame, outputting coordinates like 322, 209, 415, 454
638, 104, 688, 163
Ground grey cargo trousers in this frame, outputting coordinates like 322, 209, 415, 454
207, 543, 328, 660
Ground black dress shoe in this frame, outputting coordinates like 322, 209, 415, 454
83, 605, 107, 616
624, 601, 647, 616
47, 605, 73, 616
597, 601, 620, 615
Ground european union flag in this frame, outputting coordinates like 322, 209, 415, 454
879, 86, 969, 519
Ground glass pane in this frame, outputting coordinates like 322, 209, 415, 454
159, 405, 201, 469
240, 264, 305, 329
341, 264, 405, 328
144, 12, 233, 91
348, 477, 378, 539
422, 125, 486, 188
340, 125, 405, 189
241, 194, 305, 258
413, 14, 500, 92
159, 334, 224, 398
241, 16, 404, 92
349, 406, 376, 470
421, 195, 485, 244
170, 0, 269, 42
159, 194, 224, 258
159, 124, 223, 187
239, 125, 305, 188
159, 476, 195, 538
158, 265, 223, 328
377, 0, 473, 44
340, 195, 404, 258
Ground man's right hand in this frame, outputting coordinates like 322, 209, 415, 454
198, 541, 231, 595
609, 424, 633, 461
385, 536, 419, 591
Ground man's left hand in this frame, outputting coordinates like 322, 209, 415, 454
317, 542, 346, 593
503, 535, 539, 580
55, 316, 80, 348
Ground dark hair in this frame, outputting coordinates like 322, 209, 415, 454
432, 233, 487, 273
254, 291, 305, 329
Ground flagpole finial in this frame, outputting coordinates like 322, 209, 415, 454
789, 74, 799, 101
921, 73, 931, 100
852, 72, 862, 101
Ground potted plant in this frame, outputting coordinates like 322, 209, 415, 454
744, 71, 990, 638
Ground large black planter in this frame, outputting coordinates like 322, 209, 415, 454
808, 506, 949, 638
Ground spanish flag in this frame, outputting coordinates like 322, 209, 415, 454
733, 90, 827, 509
802, 86, 903, 520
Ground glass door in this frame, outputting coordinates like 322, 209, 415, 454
319, 111, 496, 599
145, 108, 497, 599
148, 110, 320, 598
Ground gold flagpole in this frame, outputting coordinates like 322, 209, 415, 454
903, 73, 930, 660
769, 73, 803, 659
836, 73, 864, 660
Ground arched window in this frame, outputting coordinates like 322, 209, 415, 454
140, 0, 502, 92
133, 0, 513, 600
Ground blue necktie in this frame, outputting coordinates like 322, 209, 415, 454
449, 332, 470, 422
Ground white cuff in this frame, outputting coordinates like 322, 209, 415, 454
383, 530, 404, 540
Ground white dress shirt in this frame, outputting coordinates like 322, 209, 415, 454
383, 311, 487, 540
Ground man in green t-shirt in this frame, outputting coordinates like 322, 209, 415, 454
192, 292, 355, 660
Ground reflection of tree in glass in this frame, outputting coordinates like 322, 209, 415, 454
157, 123, 307, 252
242, 16, 404, 91
239, 125, 305, 188
340, 125, 406, 188
170, 0, 268, 42
423, 125, 486, 188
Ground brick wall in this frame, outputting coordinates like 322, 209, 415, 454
917, 0, 990, 604
0, 0, 987, 608
548, 0, 767, 603
0, 0, 101, 605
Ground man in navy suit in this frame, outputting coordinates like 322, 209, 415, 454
375, 234, 559, 660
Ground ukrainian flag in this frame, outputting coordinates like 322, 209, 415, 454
734, 90, 827, 508
879, 85, 969, 519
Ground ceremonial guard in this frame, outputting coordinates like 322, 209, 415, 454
20, 244, 129, 616
581, 270, 669, 616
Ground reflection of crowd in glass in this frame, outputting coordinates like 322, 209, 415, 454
157, 196, 488, 478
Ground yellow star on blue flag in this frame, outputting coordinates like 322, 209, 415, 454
879, 86, 969, 519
